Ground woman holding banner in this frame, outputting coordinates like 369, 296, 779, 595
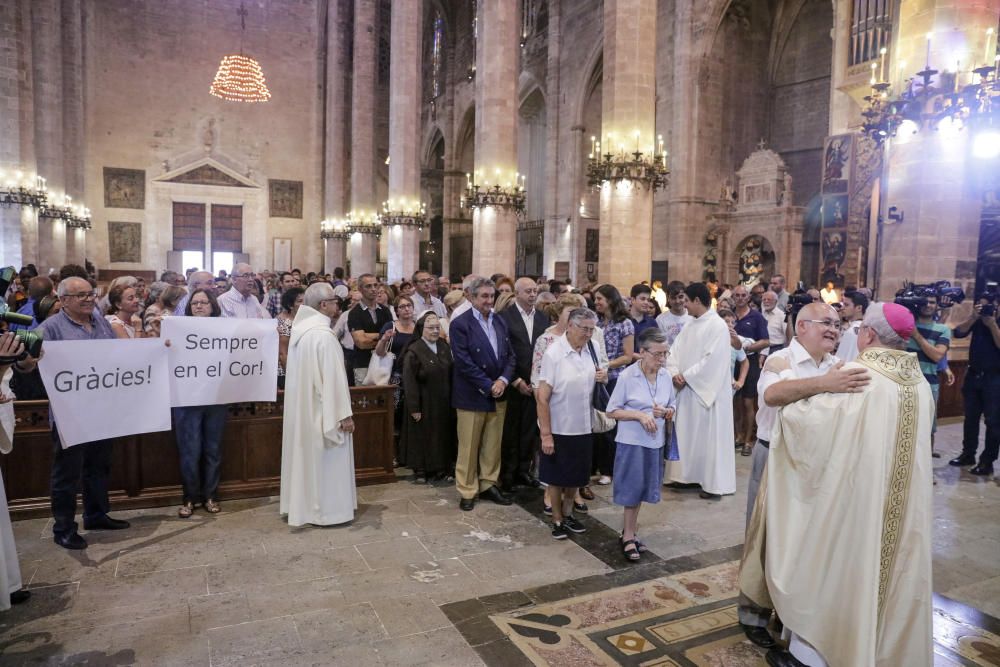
174, 288, 228, 518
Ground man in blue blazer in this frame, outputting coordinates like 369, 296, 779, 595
450, 277, 517, 510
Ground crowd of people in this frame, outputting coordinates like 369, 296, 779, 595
2, 258, 999, 666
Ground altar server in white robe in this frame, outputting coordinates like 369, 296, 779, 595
665, 282, 736, 498
280, 283, 357, 527
1, 333, 29, 611
741, 302, 934, 667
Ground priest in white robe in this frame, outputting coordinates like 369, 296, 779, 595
665, 282, 736, 498
280, 283, 357, 527
1, 334, 29, 611
740, 302, 934, 667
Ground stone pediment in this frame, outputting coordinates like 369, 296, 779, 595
155, 158, 258, 188
735, 144, 789, 209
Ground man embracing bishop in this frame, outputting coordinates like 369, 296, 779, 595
280, 282, 357, 527
740, 302, 934, 667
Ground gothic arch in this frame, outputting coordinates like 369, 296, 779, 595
454, 104, 476, 174
422, 126, 446, 168
572, 40, 604, 128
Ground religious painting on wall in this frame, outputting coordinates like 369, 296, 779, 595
104, 168, 146, 209
585, 228, 599, 262
821, 195, 849, 228
108, 221, 142, 263
269, 179, 303, 218
736, 235, 775, 287
821, 135, 852, 195
820, 231, 846, 286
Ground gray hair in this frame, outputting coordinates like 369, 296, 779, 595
468, 277, 495, 297
146, 281, 168, 303
187, 271, 214, 288
108, 275, 138, 291
462, 274, 483, 291
304, 282, 336, 310
567, 307, 598, 326
862, 302, 906, 349
637, 327, 667, 350
56, 276, 90, 297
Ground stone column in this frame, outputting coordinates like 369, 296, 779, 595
877, 2, 996, 299
323, 0, 350, 274
472, 0, 519, 277
349, 0, 377, 277
598, 0, 657, 287
385, 0, 422, 283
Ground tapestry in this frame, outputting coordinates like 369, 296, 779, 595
269, 179, 303, 218
104, 168, 146, 209
108, 221, 142, 263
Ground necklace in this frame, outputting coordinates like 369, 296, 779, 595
640, 360, 658, 404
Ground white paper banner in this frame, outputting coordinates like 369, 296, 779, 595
161, 317, 278, 407
38, 339, 172, 448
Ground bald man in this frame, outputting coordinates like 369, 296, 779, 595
218, 263, 268, 318
174, 271, 216, 316
499, 277, 549, 488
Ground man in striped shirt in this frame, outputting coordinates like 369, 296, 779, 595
218, 263, 269, 319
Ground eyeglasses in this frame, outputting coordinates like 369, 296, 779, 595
801, 319, 840, 330
643, 350, 668, 358
232, 273, 256, 280
415, 278, 434, 284
63, 291, 97, 300
572, 323, 596, 335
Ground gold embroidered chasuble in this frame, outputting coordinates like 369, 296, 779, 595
738, 347, 934, 666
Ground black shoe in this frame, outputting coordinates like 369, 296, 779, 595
970, 463, 994, 476
740, 623, 776, 648
573, 501, 589, 514
514, 473, 541, 488
765, 649, 808, 667
459, 497, 475, 511
562, 515, 586, 534
699, 491, 722, 500
479, 486, 513, 506
542, 504, 552, 516
9, 590, 31, 605
551, 522, 569, 540
949, 454, 976, 466
931, 452, 941, 458
82, 515, 130, 531
53, 533, 87, 550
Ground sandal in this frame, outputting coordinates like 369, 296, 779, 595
204, 499, 221, 514
579, 486, 595, 501
741, 444, 753, 457
178, 502, 194, 518
620, 533, 649, 553
621, 538, 641, 562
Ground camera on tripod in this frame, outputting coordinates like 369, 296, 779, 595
894, 281, 965, 316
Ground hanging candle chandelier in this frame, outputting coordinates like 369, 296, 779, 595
210, 3, 271, 103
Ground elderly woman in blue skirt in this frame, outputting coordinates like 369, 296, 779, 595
607, 328, 676, 561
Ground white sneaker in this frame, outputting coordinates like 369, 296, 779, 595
597, 475, 612, 485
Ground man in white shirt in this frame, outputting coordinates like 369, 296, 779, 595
411, 270, 447, 319
218, 263, 269, 319
835, 289, 868, 362
655, 281, 693, 349
760, 291, 787, 355
737, 301, 870, 649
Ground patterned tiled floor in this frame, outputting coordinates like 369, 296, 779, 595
0, 422, 996, 665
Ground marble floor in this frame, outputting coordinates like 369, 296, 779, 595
0, 421, 996, 666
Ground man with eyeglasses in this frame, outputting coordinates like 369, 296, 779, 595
173, 271, 217, 316
411, 270, 447, 319
736, 301, 869, 650
31, 277, 131, 549
217, 263, 268, 319
742, 302, 933, 667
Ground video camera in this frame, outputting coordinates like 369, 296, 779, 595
893, 280, 965, 317
0, 266, 44, 360
978, 281, 998, 318
785, 284, 814, 324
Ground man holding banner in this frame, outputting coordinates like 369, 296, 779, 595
35, 277, 131, 550
280, 282, 357, 527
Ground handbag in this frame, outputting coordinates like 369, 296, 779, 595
587, 340, 615, 433
362, 351, 394, 386
587, 340, 611, 412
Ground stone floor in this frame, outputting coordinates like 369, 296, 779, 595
0, 421, 996, 666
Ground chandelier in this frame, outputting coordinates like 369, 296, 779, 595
0, 169, 92, 229
587, 132, 670, 190
862, 32, 1000, 153
380, 198, 427, 230
210, 3, 271, 103
461, 169, 526, 215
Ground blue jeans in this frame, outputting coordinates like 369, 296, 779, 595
172, 405, 228, 503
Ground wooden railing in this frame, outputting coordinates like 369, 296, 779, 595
0, 385, 397, 519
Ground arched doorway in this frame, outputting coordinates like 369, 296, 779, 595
517, 87, 546, 277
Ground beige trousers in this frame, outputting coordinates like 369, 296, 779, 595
455, 404, 507, 499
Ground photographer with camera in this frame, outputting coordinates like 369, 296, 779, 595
949, 286, 1000, 476
0, 332, 30, 609
906, 296, 951, 453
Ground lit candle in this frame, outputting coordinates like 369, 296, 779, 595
591, 135, 596, 155
987, 28, 995, 67
879, 47, 887, 81
870, 62, 877, 87
926, 32, 933, 69
634, 129, 640, 152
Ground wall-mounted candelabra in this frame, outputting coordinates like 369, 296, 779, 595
380, 198, 427, 230
0, 169, 92, 229
586, 132, 670, 190
461, 169, 526, 215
